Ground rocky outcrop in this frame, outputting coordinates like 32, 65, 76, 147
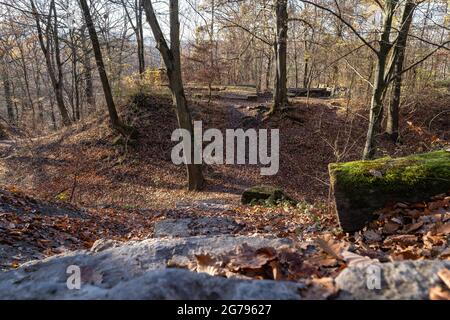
0, 235, 295, 299
1, 232, 449, 299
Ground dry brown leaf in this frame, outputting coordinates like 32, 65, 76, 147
383, 234, 417, 246
228, 245, 277, 271
401, 221, 424, 234
423, 232, 446, 249
437, 268, 450, 290
315, 234, 348, 261
194, 254, 225, 276
390, 247, 422, 261
429, 286, 450, 300
383, 221, 401, 234
429, 200, 446, 211
436, 222, 450, 235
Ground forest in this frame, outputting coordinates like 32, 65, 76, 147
0, 0, 449, 302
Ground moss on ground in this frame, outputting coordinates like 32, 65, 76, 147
241, 185, 295, 206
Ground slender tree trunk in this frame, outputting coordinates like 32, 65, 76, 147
50, 94, 57, 130
80, 0, 130, 136
137, 0, 145, 75
35, 70, 45, 125
80, 28, 95, 109
271, 0, 288, 113
143, 0, 204, 191
363, 0, 397, 159
17, 43, 36, 130
265, 52, 272, 91
30, 0, 71, 126
386, 0, 416, 141
1, 56, 15, 124
303, 40, 309, 88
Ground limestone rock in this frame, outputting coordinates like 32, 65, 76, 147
335, 260, 450, 300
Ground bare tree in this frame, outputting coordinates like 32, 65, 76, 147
1, 53, 15, 124
143, 0, 204, 190
79, 0, 131, 136
30, 0, 71, 126
271, 0, 288, 113
386, 0, 417, 141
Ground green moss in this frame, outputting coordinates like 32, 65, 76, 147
329, 150, 450, 206
329, 150, 450, 231
241, 185, 295, 206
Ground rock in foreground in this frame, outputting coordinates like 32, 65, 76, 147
1, 233, 449, 300
336, 260, 450, 300
0, 235, 296, 299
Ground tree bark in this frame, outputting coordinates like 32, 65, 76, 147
363, 0, 397, 159
80, 0, 129, 136
30, 0, 71, 126
143, 0, 204, 191
80, 28, 95, 109
137, 0, 146, 75
271, 0, 288, 113
386, 0, 416, 141
1, 55, 15, 124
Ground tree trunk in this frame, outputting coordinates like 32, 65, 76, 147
271, 0, 288, 113
265, 52, 272, 91
137, 0, 146, 75
386, 0, 416, 141
81, 28, 95, 109
362, 0, 397, 159
1, 56, 15, 124
30, 0, 71, 126
143, 0, 204, 191
80, 0, 129, 136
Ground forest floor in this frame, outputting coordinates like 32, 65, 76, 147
0, 88, 449, 288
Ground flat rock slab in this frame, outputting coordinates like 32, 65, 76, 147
154, 217, 244, 238
0, 235, 293, 299
336, 260, 450, 300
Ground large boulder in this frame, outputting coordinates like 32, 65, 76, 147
336, 260, 450, 300
329, 150, 450, 232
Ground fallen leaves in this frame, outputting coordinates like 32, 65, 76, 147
315, 234, 348, 261
429, 268, 450, 300
347, 193, 450, 262
429, 286, 450, 300
438, 268, 450, 289
185, 244, 309, 281
0, 187, 156, 269
169, 242, 341, 299
315, 233, 379, 268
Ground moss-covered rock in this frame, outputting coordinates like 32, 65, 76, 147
241, 185, 294, 205
329, 150, 450, 232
